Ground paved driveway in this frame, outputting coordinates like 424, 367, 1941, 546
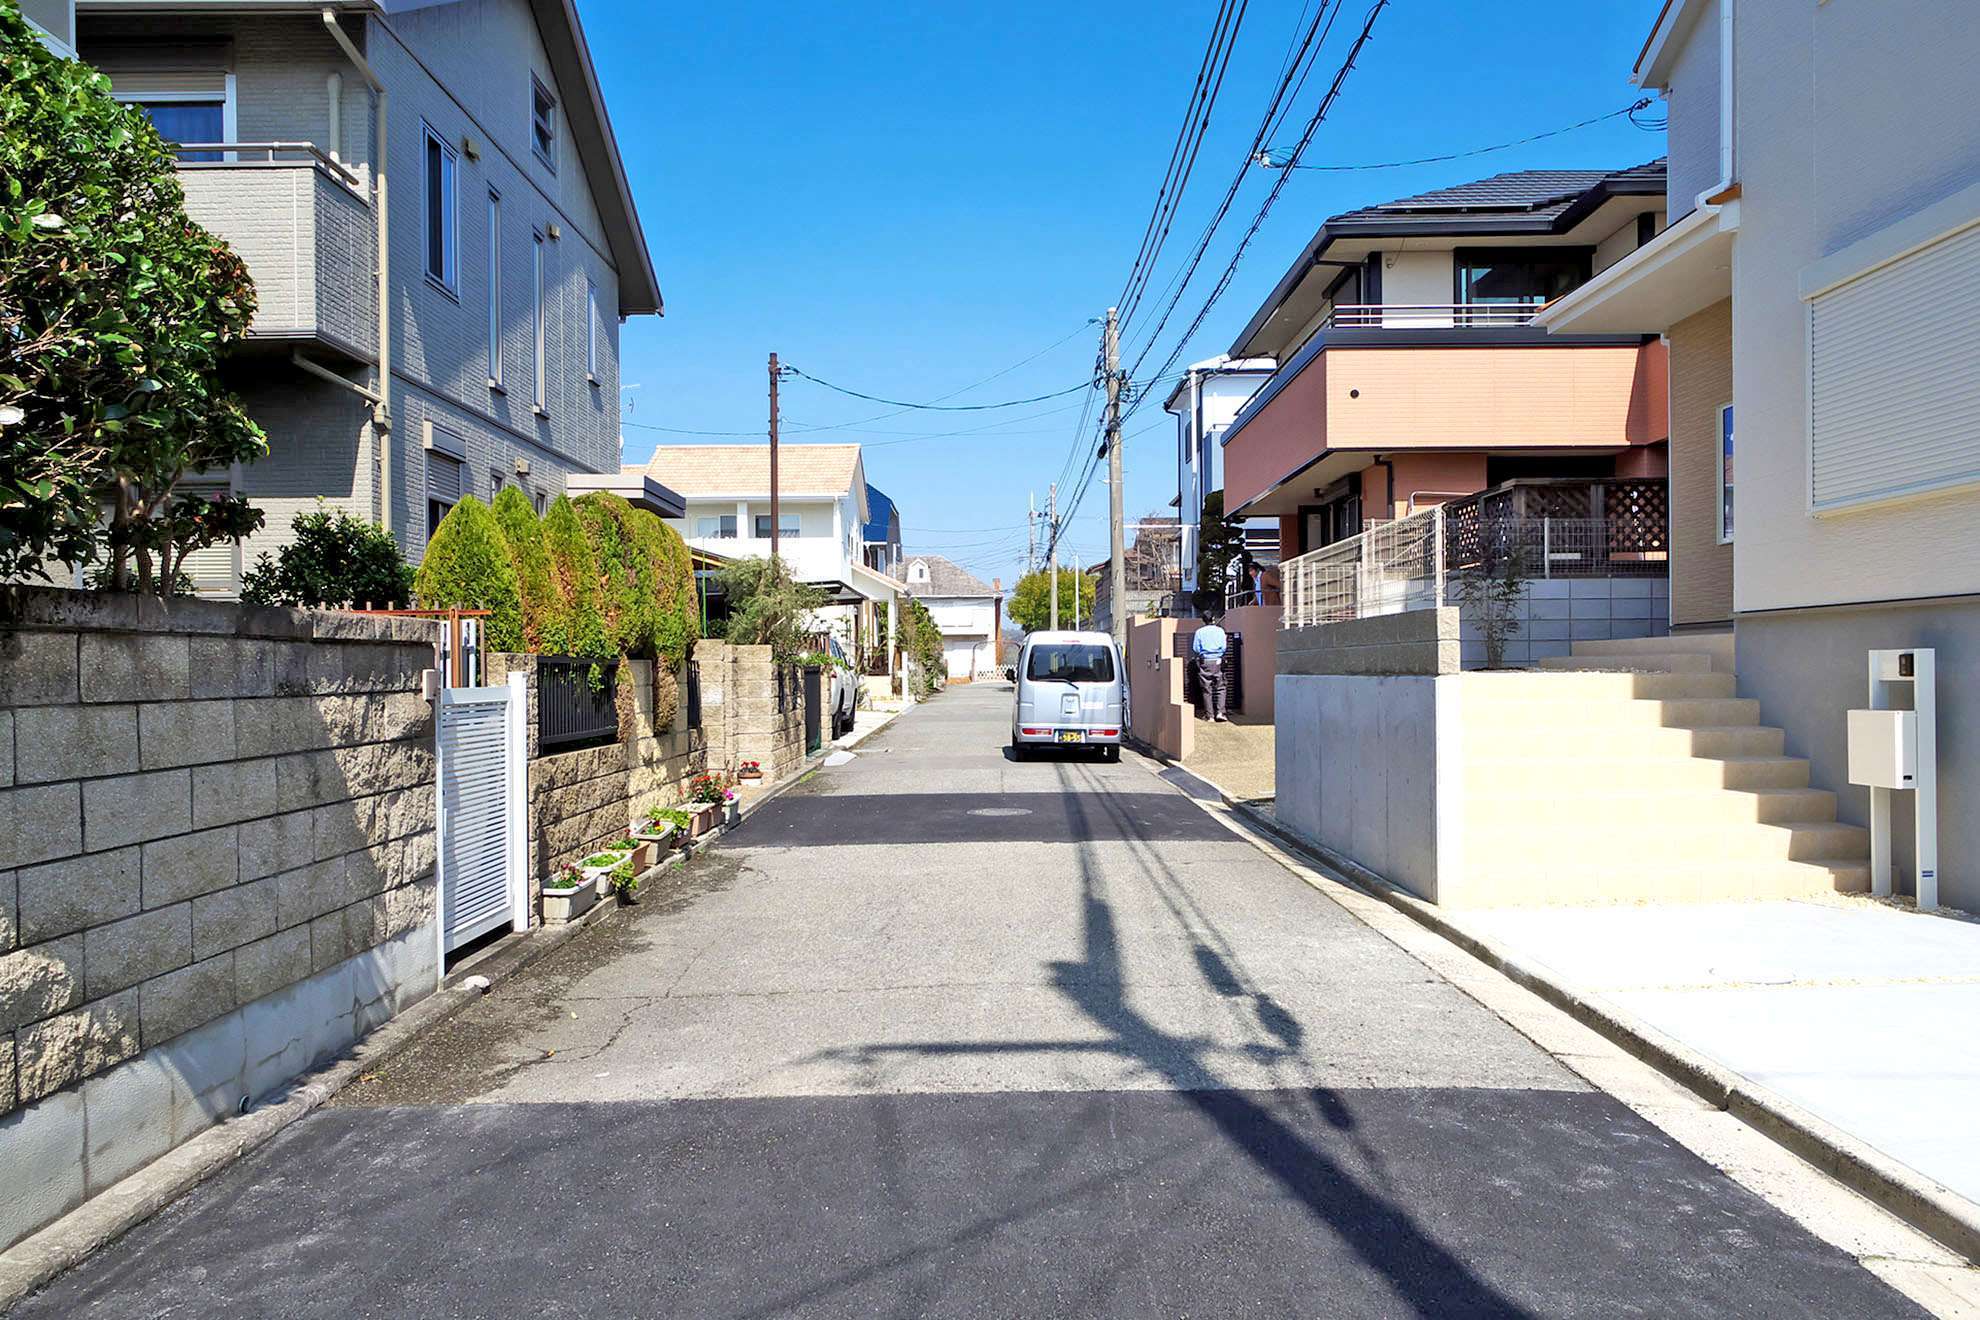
15, 684, 1923, 1317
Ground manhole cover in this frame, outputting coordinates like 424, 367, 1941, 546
968, 807, 1033, 817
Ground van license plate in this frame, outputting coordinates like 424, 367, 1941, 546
1056, 730, 1085, 744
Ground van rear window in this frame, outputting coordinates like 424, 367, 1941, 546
1026, 644, 1115, 683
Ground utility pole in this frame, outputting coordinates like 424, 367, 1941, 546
1048, 482, 1059, 631
768, 351, 783, 572
1104, 306, 1126, 648
1027, 493, 1037, 575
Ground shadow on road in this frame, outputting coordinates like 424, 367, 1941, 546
781, 762, 1534, 1319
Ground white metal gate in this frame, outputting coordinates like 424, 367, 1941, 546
435, 673, 528, 956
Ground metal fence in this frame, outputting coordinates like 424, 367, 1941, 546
538, 657, 621, 751
1281, 491, 1669, 627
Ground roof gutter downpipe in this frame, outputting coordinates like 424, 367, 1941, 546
322, 7, 394, 534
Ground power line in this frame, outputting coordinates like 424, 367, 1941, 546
1258, 98, 1658, 171
783, 366, 1092, 412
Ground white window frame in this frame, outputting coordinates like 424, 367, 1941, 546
175, 473, 242, 594
585, 278, 599, 383
532, 229, 548, 412
422, 124, 459, 294
485, 189, 503, 387
530, 75, 557, 171
754, 513, 800, 540
110, 78, 238, 162
1717, 403, 1733, 544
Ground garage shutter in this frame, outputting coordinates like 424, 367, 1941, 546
1809, 218, 1980, 511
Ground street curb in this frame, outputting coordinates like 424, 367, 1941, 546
0, 760, 827, 1315
1132, 749, 1980, 1267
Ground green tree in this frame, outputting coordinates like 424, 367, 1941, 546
1192, 489, 1246, 614
0, 3, 266, 590
490, 486, 557, 651
899, 596, 946, 698
717, 555, 827, 660
539, 494, 611, 663
574, 492, 695, 664
238, 504, 412, 608
1006, 566, 1098, 633
412, 496, 523, 651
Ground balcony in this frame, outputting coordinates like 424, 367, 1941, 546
173, 145, 375, 363
1322, 301, 1547, 329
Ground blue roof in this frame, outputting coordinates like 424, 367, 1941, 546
863, 484, 897, 544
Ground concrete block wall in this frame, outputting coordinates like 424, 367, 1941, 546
1450, 576, 1670, 668
1126, 617, 1194, 761
0, 588, 441, 1251
1279, 609, 1460, 677
696, 642, 806, 784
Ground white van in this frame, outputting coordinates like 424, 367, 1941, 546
1010, 630, 1126, 762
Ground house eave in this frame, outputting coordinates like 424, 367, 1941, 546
1535, 200, 1736, 335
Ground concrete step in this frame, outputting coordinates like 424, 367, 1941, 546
1571, 631, 1735, 673
1466, 695, 1762, 729
1465, 785, 1839, 828
1469, 724, 1786, 758
1461, 754, 1812, 794
1472, 670, 1736, 698
1455, 856, 1870, 906
1534, 653, 1717, 674
1465, 816, 1867, 865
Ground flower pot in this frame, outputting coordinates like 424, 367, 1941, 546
738, 769, 763, 783
541, 883, 598, 925
627, 840, 658, 871
723, 800, 741, 828
581, 849, 631, 895
689, 803, 721, 836
633, 823, 675, 859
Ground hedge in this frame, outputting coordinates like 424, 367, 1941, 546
411, 496, 523, 651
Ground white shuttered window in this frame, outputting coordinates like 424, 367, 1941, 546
1809, 217, 1980, 512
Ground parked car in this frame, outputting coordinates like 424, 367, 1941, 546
826, 636, 857, 738
1009, 630, 1125, 762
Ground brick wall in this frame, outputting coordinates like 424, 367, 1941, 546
0, 589, 441, 1249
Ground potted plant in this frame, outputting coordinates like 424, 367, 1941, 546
651, 806, 694, 848
609, 857, 640, 904
722, 785, 741, 827
542, 862, 598, 924
580, 845, 631, 895
609, 832, 656, 872
634, 806, 678, 854
687, 773, 727, 833
737, 759, 764, 783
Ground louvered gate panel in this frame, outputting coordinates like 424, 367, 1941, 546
437, 685, 521, 953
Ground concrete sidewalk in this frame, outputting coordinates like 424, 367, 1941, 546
1462, 898, 1980, 1208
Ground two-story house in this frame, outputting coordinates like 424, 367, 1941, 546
1217, 164, 1671, 569
642, 444, 903, 659
1162, 355, 1274, 604
68, 0, 661, 590
902, 556, 1001, 682
1538, 0, 1978, 913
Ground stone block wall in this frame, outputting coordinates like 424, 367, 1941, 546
486, 655, 704, 913
695, 642, 806, 784
0, 588, 441, 1250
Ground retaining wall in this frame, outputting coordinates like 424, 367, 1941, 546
0, 588, 440, 1251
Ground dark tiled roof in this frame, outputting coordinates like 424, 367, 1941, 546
1335, 161, 1667, 222
903, 555, 997, 599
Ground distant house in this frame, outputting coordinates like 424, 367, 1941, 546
903, 555, 1002, 681
862, 484, 903, 579
644, 443, 903, 657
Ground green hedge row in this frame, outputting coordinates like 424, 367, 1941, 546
414, 489, 696, 667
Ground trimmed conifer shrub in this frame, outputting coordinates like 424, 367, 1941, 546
491, 486, 557, 652
413, 496, 523, 650
540, 494, 612, 664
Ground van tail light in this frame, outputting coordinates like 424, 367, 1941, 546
1097, 728, 1120, 737
1020, 727, 1047, 736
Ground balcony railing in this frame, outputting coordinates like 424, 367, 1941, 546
173, 141, 363, 191
1322, 301, 1548, 330
1280, 478, 1668, 627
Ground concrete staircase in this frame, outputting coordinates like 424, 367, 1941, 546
1459, 633, 1869, 903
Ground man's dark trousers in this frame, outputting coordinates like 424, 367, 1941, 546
1194, 656, 1227, 721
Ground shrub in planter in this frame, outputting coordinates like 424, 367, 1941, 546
542, 862, 597, 924
649, 806, 694, 846
609, 858, 639, 902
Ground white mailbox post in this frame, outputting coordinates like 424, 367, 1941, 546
1847, 649, 1937, 910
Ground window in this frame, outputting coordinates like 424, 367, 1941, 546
1454, 248, 1588, 321
423, 127, 458, 291
176, 479, 239, 592
696, 515, 737, 539
426, 452, 463, 541
754, 513, 800, 539
485, 190, 502, 385
531, 77, 557, 169
532, 230, 547, 410
585, 279, 599, 381
1718, 403, 1734, 543
130, 100, 225, 161
1027, 643, 1115, 684
533, 490, 547, 515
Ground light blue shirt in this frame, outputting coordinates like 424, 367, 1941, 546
1192, 624, 1227, 659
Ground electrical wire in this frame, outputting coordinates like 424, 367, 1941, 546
1258, 98, 1657, 171
783, 365, 1092, 412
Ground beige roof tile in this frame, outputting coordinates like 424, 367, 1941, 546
642, 444, 861, 497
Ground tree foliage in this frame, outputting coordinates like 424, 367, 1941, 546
539, 495, 611, 664
1192, 489, 1247, 614
572, 492, 696, 666
411, 496, 523, 651
238, 504, 412, 609
898, 596, 946, 698
491, 486, 556, 651
716, 555, 827, 661
0, 5, 266, 590
1006, 566, 1097, 633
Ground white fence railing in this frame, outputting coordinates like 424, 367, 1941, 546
1323, 301, 1547, 329
1280, 508, 1669, 628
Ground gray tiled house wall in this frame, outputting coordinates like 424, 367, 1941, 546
1448, 577, 1671, 668
74, 0, 626, 573
0, 590, 442, 1251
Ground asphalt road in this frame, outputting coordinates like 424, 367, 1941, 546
14, 684, 1925, 1318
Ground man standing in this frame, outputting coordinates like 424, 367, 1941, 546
1191, 615, 1229, 723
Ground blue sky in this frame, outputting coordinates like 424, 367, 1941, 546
592, 1, 1666, 589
